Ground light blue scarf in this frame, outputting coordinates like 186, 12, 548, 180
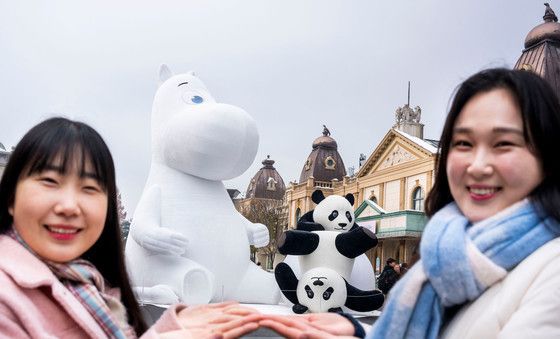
368, 199, 559, 339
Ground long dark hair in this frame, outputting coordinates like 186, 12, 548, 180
425, 68, 560, 227
0, 117, 147, 334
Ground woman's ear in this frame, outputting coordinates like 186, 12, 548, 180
8, 205, 13, 216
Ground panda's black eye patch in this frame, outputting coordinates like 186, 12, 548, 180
328, 210, 339, 221
305, 285, 314, 299
323, 287, 334, 300
346, 211, 352, 222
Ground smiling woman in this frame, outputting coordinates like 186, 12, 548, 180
0, 118, 151, 337
369, 68, 560, 339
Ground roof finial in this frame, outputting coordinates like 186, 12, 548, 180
407, 81, 411, 106
544, 3, 558, 22
322, 125, 331, 136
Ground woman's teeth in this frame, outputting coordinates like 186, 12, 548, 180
46, 226, 79, 234
469, 187, 498, 195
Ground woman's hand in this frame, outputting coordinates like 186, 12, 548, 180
176, 301, 262, 339
259, 313, 357, 338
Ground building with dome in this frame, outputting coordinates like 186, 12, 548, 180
237, 156, 286, 269
299, 126, 347, 185
515, 3, 560, 97
245, 156, 286, 201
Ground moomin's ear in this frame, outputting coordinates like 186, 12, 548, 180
159, 64, 174, 84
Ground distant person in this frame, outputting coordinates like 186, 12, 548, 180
399, 263, 409, 275
369, 68, 560, 338
377, 258, 400, 295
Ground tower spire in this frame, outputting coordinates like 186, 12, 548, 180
407, 81, 411, 106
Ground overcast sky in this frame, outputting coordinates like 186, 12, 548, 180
0, 1, 549, 216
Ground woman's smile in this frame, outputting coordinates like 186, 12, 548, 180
44, 224, 82, 240
467, 185, 502, 201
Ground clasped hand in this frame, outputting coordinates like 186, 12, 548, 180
175, 301, 357, 339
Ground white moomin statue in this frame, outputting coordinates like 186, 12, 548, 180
125, 65, 280, 305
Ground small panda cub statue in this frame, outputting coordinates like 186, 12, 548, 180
275, 190, 384, 314
297, 267, 346, 313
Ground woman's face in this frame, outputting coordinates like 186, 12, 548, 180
446, 88, 543, 223
9, 157, 108, 262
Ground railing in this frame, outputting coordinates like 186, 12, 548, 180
314, 181, 333, 188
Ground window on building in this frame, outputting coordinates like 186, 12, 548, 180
412, 187, 424, 211
266, 177, 277, 191
295, 208, 301, 224
324, 156, 336, 170
369, 195, 378, 204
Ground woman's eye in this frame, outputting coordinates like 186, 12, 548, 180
82, 183, 102, 193
40, 177, 58, 185
495, 141, 515, 147
451, 140, 471, 148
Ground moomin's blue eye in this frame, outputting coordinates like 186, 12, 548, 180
191, 95, 204, 104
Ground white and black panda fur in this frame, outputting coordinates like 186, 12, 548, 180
275, 190, 384, 313
297, 267, 347, 313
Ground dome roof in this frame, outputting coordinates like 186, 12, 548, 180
299, 126, 347, 183
525, 4, 560, 48
246, 156, 286, 200
312, 135, 338, 149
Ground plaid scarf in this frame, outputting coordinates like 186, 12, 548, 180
8, 228, 136, 339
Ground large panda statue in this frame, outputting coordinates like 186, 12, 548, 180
275, 190, 384, 313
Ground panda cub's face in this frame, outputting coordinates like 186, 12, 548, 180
296, 267, 347, 313
313, 195, 354, 232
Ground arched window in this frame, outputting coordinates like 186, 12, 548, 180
412, 187, 424, 211
369, 195, 378, 204
295, 208, 301, 224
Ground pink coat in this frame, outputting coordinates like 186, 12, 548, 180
0, 235, 186, 338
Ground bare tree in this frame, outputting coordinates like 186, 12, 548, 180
241, 199, 286, 268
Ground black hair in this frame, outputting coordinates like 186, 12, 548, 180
0, 117, 147, 334
386, 258, 396, 265
425, 68, 560, 228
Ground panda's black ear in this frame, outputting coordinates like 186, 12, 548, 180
345, 193, 355, 206
312, 190, 325, 204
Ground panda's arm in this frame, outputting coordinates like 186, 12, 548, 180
274, 262, 300, 305
297, 221, 325, 232
296, 211, 325, 232
335, 226, 378, 258
344, 280, 385, 312
277, 230, 320, 255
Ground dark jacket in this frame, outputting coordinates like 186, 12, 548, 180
377, 265, 400, 294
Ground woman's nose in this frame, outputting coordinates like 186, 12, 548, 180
53, 190, 81, 216
466, 148, 494, 178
